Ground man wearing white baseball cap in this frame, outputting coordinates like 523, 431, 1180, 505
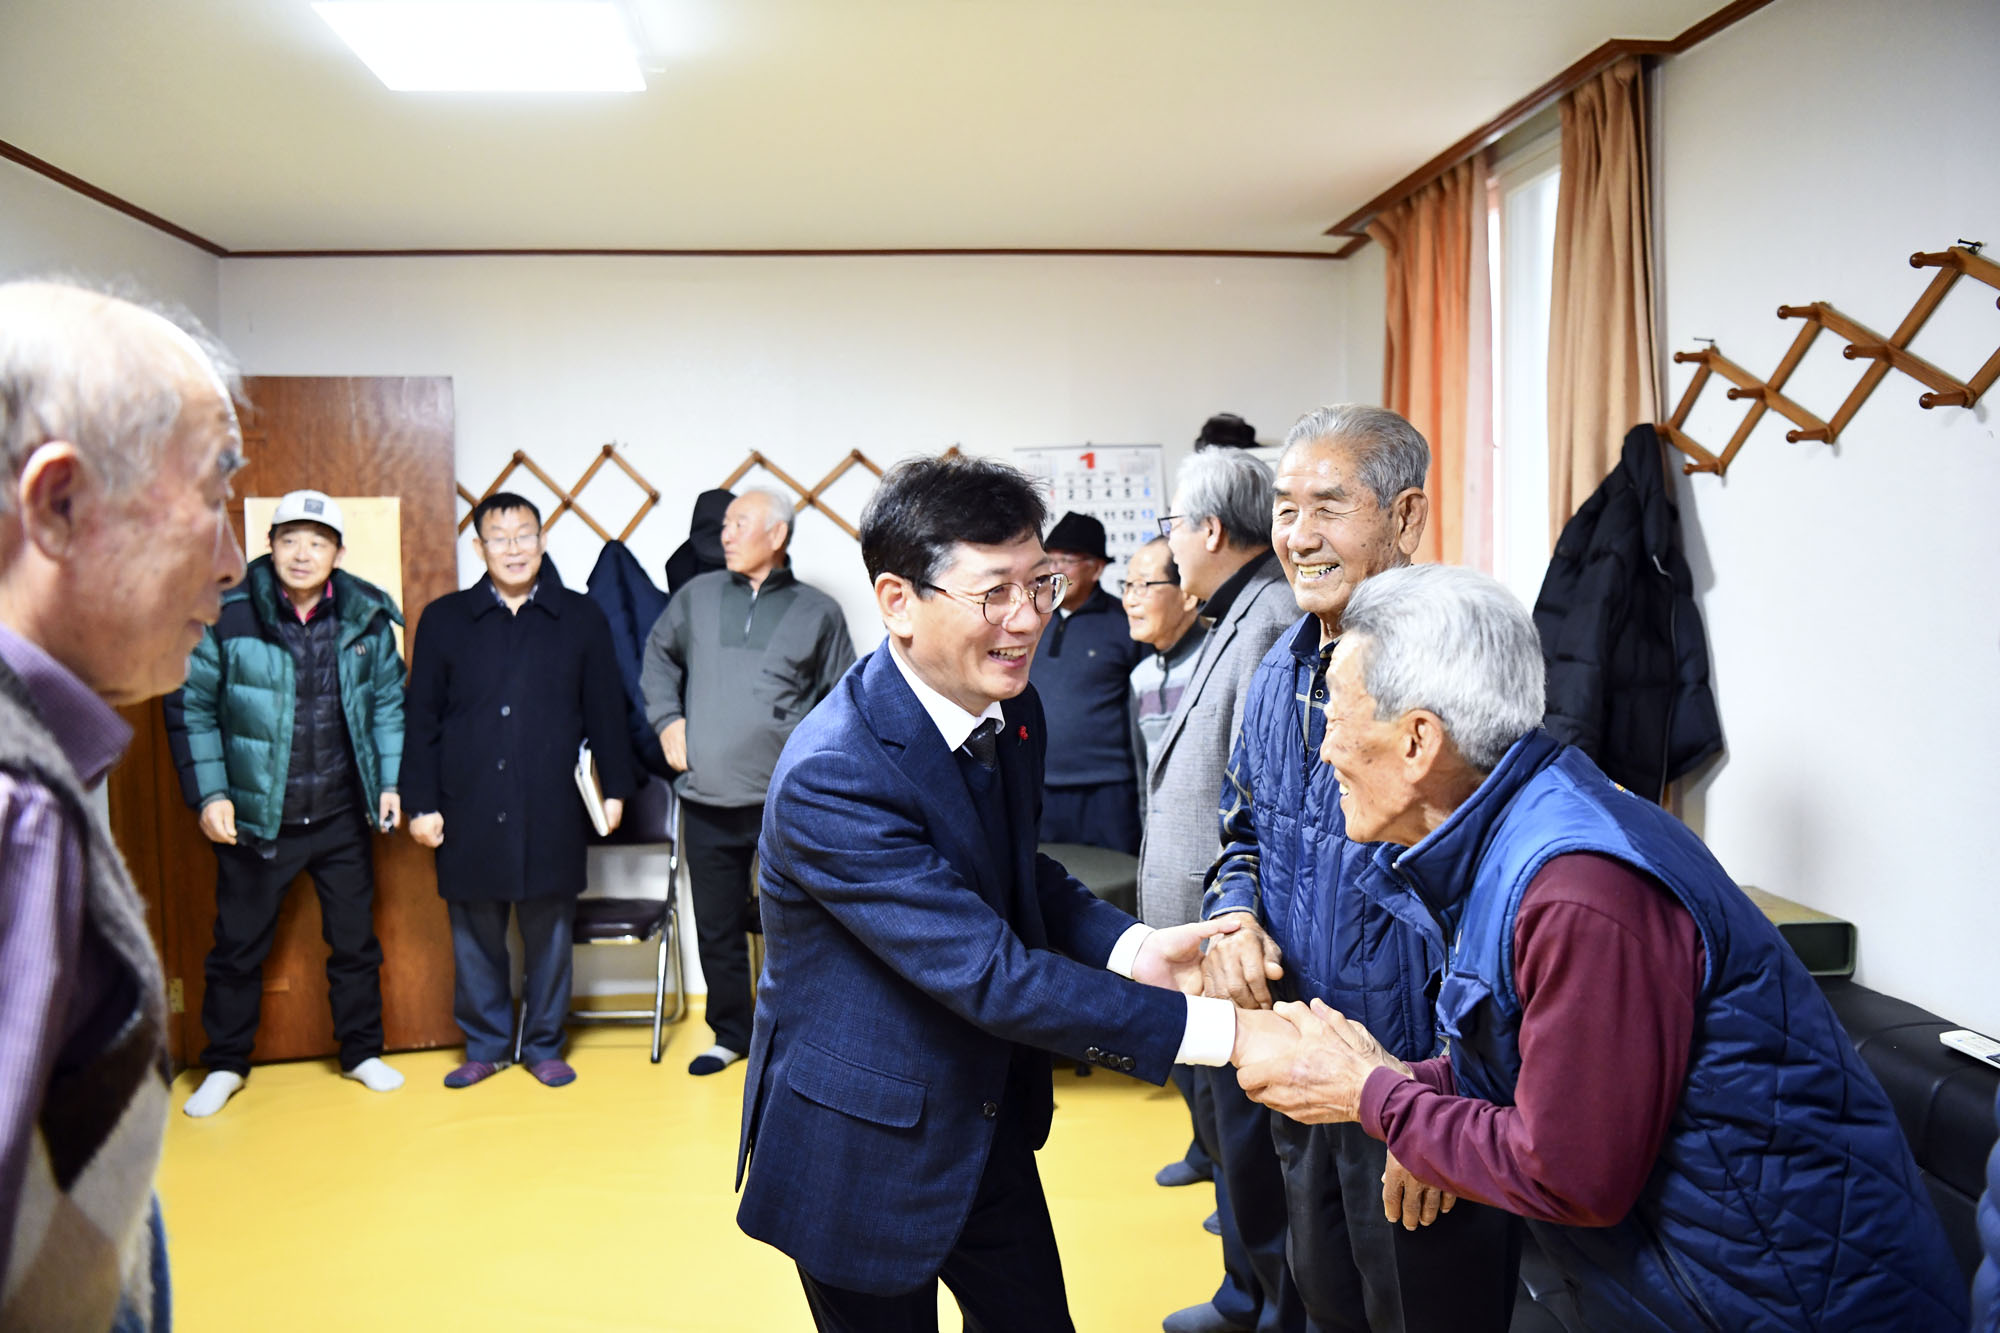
165, 488, 410, 1116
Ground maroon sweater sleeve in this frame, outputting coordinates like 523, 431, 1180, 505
1404, 1055, 1454, 1095
1358, 852, 1704, 1226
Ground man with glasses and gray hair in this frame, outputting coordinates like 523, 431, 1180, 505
1121, 536, 1204, 768
642, 486, 854, 1077
1145, 445, 1304, 1333
1237, 563, 1965, 1332
1200, 407, 1518, 1333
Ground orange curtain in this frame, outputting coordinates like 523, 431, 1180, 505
1368, 159, 1482, 567
1547, 56, 1659, 542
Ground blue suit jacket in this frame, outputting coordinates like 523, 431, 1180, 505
735, 646, 1188, 1294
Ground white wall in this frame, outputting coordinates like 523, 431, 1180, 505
0, 158, 219, 325
221, 251, 1369, 995
222, 253, 1357, 633
1657, 0, 2000, 1034
1337, 244, 1387, 415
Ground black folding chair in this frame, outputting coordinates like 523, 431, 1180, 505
514, 773, 686, 1064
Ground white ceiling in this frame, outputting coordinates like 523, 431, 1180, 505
0, 0, 1718, 254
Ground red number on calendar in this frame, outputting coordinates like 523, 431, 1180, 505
1080, 452, 1095, 469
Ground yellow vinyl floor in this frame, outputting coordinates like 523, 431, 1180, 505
160, 1015, 1224, 1332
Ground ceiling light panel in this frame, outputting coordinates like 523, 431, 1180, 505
313, 1, 646, 92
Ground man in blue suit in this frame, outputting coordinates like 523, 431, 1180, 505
737, 455, 1292, 1332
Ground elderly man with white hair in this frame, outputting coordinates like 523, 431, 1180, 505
1239, 563, 1966, 1332
1200, 405, 1517, 1333
0, 279, 248, 1329
642, 486, 855, 1076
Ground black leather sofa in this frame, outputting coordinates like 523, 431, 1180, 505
1509, 977, 1996, 1328
1818, 977, 1998, 1283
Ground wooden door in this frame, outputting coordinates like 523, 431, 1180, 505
107, 376, 461, 1067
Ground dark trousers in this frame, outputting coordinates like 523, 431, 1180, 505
1036, 780, 1140, 855
1272, 1117, 1519, 1333
795, 1100, 1073, 1333
1179, 1066, 1306, 1333
447, 894, 576, 1064
681, 798, 764, 1053
201, 809, 383, 1075
1168, 1066, 1216, 1177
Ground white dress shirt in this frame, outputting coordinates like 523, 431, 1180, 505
887, 643, 1235, 1066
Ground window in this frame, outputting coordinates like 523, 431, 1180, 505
1488, 132, 1561, 611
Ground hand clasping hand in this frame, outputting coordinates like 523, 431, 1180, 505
1200, 912, 1284, 1008
1133, 916, 1245, 994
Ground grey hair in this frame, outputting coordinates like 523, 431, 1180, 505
1136, 533, 1180, 585
1172, 446, 1274, 548
0, 277, 242, 515
1339, 564, 1545, 772
1281, 404, 1430, 508
743, 486, 795, 546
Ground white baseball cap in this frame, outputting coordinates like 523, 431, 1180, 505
270, 489, 344, 541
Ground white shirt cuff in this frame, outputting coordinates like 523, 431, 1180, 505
1176, 996, 1238, 1066
1106, 923, 1234, 1066
1106, 922, 1150, 978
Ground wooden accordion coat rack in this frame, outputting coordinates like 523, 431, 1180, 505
1659, 243, 2000, 477
456, 445, 961, 547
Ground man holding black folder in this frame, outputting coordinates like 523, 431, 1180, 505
402, 491, 636, 1090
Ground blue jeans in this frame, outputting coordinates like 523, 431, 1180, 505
447, 895, 576, 1063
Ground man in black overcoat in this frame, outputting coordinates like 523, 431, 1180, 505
402, 491, 637, 1089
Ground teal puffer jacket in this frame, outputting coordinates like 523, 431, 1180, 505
164, 558, 406, 843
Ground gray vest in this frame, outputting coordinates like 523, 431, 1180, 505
0, 661, 170, 1333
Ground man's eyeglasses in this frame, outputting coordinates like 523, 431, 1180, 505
480, 531, 541, 551
1116, 578, 1177, 599
924, 573, 1069, 625
1156, 514, 1184, 539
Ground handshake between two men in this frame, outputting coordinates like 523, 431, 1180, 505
1134, 908, 1452, 1233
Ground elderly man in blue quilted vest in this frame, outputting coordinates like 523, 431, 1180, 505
1239, 563, 1965, 1331
1201, 405, 1518, 1333
166, 489, 408, 1117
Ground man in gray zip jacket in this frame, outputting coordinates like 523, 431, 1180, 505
641, 488, 855, 1076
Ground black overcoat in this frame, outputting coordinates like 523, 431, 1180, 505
401, 560, 637, 902
1533, 424, 1724, 802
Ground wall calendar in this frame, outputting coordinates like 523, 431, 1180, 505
1014, 444, 1166, 573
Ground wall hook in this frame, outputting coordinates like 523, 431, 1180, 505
1659, 242, 2000, 477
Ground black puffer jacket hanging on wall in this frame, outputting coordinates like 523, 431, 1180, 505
1534, 424, 1723, 801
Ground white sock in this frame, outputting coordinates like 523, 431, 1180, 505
699, 1045, 742, 1065
183, 1070, 245, 1118
342, 1057, 405, 1093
